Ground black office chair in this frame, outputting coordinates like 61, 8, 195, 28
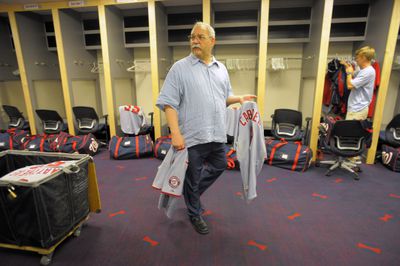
2, 105, 30, 130
35, 109, 68, 134
316, 120, 369, 180
379, 113, 400, 148
72, 106, 109, 143
271, 109, 311, 143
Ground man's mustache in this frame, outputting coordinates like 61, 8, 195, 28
191, 44, 201, 49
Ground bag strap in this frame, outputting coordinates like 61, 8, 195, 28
269, 140, 288, 165
9, 136, 13, 150
135, 136, 140, 158
40, 137, 45, 152
292, 141, 303, 171
227, 158, 235, 169
114, 137, 123, 158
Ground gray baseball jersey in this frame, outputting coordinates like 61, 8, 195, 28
234, 101, 266, 201
226, 107, 240, 136
119, 105, 148, 135
152, 147, 188, 217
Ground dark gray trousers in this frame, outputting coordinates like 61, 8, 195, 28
183, 142, 226, 218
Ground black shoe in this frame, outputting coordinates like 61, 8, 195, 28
190, 216, 209, 235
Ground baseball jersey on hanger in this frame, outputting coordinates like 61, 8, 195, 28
119, 105, 147, 135
234, 101, 267, 202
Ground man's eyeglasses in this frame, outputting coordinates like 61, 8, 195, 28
188, 34, 210, 41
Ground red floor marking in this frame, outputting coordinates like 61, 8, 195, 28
116, 165, 125, 170
335, 178, 343, 183
389, 193, 400, 199
379, 214, 393, 222
143, 236, 159, 247
108, 210, 126, 218
266, 178, 277, 183
247, 240, 267, 251
135, 176, 148, 181
288, 212, 301, 220
357, 243, 381, 254
312, 193, 328, 199
203, 210, 213, 216
236, 192, 243, 196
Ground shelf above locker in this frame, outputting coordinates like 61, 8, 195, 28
84, 33, 101, 49
124, 27, 149, 32
167, 12, 201, 26
268, 20, 311, 26
124, 31, 149, 47
124, 15, 149, 28
214, 10, 258, 24
332, 4, 369, 19
269, 7, 312, 21
214, 22, 259, 28
268, 24, 310, 41
329, 22, 366, 41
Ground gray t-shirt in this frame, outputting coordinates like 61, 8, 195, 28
348, 65, 376, 112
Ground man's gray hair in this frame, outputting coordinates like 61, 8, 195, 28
191, 22, 215, 38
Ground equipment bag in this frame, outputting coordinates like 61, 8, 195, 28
109, 134, 153, 160
23, 134, 52, 152
154, 135, 171, 160
381, 144, 400, 172
265, 138, 312, 172
0, 129, 29, 151
60, 133, 99, 156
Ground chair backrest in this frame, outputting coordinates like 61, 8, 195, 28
271, 109, 303, 140
35, 109, 64, 134
385, 113, 400, 147
330, 120, 368, 152
2, 105, 25, 128
72, 106, 99, 133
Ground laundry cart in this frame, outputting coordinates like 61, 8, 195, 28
0, 150, 101, 265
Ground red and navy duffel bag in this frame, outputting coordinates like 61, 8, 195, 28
154, 135, 171, 160
109, 134, 153, 160
0, 129, 29, 151
381, 144, 400, 172
60, 133, 100, 156
23, 134, 52, 152
265, 138, 312, 172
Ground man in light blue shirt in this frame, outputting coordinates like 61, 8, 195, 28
156, 22, 255, 234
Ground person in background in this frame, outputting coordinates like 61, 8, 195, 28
341, 46, 376, 164
156, 22, 256, 234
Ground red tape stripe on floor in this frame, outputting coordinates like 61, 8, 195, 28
288, 212, 301, 220
109, 210, 126, 218
135, 176, 148, 181
247, 240, 267, 251
143, 236, 159, 247
266, 178, 277, 183
389, 194, 400, 199
312, 193, 328, 199
379, 214, 393, 222
357, 243, 381, 254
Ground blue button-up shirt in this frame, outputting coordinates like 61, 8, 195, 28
156, 54, 233, 148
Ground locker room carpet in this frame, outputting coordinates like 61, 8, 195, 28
1, 149, 400, 266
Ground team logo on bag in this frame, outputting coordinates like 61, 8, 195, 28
382, 151, 393, 165
168, 176, 181, 189
89, 138, 99, 152
0, 142, 4, 147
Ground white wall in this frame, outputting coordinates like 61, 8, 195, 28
33, 79, 65, 118
0, 80, 26, 128
382, 43, 400, 127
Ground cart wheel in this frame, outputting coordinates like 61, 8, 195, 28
325, 170, 332, 176
73, 225, 82, 237
353, 166, 362, 173
40, 253, 53, 265
353, 173, 360, 181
